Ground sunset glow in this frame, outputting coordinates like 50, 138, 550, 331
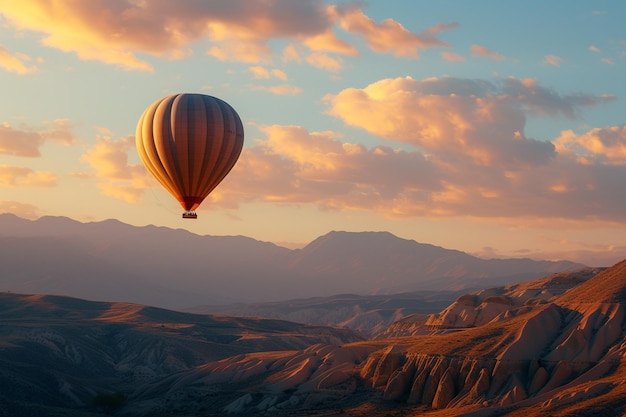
0, 1, 625, 266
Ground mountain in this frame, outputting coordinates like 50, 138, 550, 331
0, 213, 584, 309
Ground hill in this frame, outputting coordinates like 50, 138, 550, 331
0, 213, 584, 309
0, 292, 362, 416
2, 257, 626, 416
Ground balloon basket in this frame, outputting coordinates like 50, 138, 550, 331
182, 212, 198, 219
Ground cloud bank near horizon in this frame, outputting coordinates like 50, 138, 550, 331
51, 75, 621, 226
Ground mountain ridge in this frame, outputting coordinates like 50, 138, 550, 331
0, 213, 585, 309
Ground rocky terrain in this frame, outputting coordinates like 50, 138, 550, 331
3, 260, 626, 416
381, 267, 602, 338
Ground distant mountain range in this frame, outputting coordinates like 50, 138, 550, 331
0, 213, 585, 309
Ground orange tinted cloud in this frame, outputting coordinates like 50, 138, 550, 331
555, 126, 626, 164
324, 76, 574, 167
81, 135, 145, 180
0, 200, 39, 218
324, 76, 612, 165
220, 125, 440, 211
0, 1, 457, 70
251, 84, 303, 95
0, 45, 38, 74
0, 165, 56, 187
219, 122, 626, 223
471, 44, 505, 60
80, 135, 149, 203
302, 29, 358, 56
0, 120, 76, 157
306, 52, 343, 72
543, 55, 562, 66
333, 5, 457, 57
441, 51, 465, 62
248, 66, 288, 80
205, 77, 626, 222
282, 44, 303, 63
0, 124, 43, 157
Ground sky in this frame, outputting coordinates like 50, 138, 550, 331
0, 1, 625, 267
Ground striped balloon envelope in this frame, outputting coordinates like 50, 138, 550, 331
136, 93, 244, 219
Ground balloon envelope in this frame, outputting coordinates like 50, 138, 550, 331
136, 93, 244, 216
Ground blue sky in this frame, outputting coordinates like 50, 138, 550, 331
1, 1, 625, 266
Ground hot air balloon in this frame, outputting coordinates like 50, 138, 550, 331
136, 93, 244, 219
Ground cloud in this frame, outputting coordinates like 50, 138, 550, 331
248, 66, 272, 79
589, 45, 601, 53
0, 1, 450, 70
441, 51, 465, 62
0, 165, 56, 187
555, 125, 626, 164
323, 76, 594, 167
217, 125, 440, 212
0, 44, 38, 74
271, 69, 288, 81
203, 76, 626, 223
0, 0, 333, 69
80, 135, 150, 203
96, 182, 145, 204
0, 124, 43, 157
217, 120, 626, 224
332, 4, 457, 58
499, 77, 614, 118
251, 84, 303, 95
601, 58, 614, 65
302, 28, 359, 56
40, 119, 77, 146
248, 66, 288, 80
306, 52, 343, 71
323, 77, 613, 159
282, 44, 304, 63
0, 120, 77, 157
543, 54, 562, 66
0, 200, 40, 218
471, 44, 505, 60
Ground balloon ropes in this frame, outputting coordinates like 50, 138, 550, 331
136, 93, 244, 219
